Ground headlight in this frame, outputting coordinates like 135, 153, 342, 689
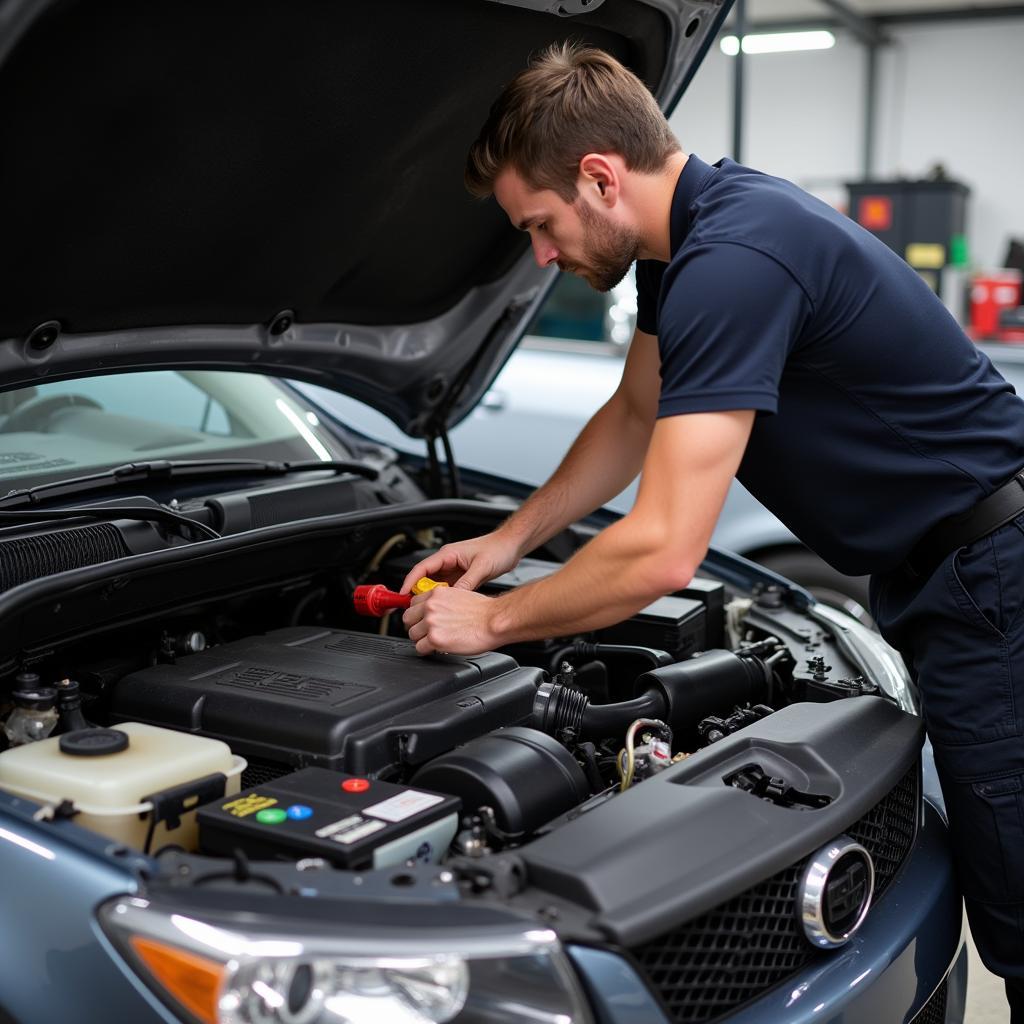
223, 956, 469, 1024
99, 896, 592, 1024
809, 603, 918, 714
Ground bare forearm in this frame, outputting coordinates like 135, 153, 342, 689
489, 411, 756, 642
491, 514, 693, 642
497, 394, 652, 556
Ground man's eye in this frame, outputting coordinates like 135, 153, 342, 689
537, 222, 547, 232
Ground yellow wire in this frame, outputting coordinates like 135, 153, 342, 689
620, 718, 670, 791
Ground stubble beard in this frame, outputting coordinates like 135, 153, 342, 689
564, 199, 641, 293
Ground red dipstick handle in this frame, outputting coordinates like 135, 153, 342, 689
353, 584, 413, 617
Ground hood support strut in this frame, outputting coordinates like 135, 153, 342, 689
421, 293, 538, 499
424, 429, 461, 501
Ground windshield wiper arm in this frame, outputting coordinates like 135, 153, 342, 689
0, 458, 379, 510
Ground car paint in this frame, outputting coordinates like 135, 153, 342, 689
0, 792, 173, 1023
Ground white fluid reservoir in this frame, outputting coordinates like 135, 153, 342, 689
0, 721, 245, 851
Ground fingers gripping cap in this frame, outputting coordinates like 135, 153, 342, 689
353, 578, 447, 616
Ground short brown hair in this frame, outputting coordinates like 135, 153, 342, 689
465, 42, 679, 202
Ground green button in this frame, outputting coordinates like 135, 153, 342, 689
256, 808, 288, 825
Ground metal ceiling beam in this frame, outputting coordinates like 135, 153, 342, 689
724, 5, 1024, 33
863, 41, 878, 178
878, 3, 1024, 24
816, 0, 888, 44
732, 0, 747, 163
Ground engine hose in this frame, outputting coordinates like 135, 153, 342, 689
532, 680, 590, 738
634, 649, 771, 732
547, 641, 673, 675
533, 680, 666, 740
580, 688, 666, 739
533, 649, 770, 741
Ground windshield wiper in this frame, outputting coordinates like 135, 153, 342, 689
0, 459, 379, 510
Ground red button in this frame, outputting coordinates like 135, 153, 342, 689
342, 778, 370, 793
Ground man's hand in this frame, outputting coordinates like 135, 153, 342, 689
400, 530, 521, 594
402, 588, 500, 655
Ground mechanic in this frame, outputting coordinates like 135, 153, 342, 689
400, 43, 1024, 1013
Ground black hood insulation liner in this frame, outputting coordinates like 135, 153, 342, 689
0, 0, 667, 339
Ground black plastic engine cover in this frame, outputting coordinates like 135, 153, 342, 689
110, 627, 542, 775
516, 697, 923, 945
413, 727, 590, 834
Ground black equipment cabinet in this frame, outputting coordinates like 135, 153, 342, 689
847, 177, 969, 295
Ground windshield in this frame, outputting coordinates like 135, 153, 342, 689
0, 370, 346, 489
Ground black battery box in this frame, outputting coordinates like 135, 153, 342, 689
484, 558, 707, 659
197, 767, 460, 870
675, 576, 725, 650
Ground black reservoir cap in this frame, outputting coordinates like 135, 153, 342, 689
59, 728, 129, 756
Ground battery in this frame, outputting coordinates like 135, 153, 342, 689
197, 767, 460, 870
674, 576, 725, 650
485, 558, 706, 659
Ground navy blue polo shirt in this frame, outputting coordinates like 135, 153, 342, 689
636, 155, 1024, 575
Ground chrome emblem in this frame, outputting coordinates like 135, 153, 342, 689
797, 835, 875, 949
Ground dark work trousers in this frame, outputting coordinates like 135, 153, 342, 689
871, 513, 1024, 1020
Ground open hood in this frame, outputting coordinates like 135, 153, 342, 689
0, 0, 730, 435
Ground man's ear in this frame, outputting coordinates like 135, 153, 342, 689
578, 152, 619, 207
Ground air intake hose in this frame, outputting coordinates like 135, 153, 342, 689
533, 649, 771, 740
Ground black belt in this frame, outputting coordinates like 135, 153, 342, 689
905, 470, 1024, 578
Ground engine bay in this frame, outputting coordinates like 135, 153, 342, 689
0, 505, 917, 932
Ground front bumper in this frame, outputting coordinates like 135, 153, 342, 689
568, 798, 964, 1024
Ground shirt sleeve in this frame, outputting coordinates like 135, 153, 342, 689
656, 242, 811, 419
634, 259, 665, 336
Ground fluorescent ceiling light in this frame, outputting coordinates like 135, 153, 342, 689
720, 30, 836, 55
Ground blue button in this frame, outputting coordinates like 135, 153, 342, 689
287, 804, 314, 821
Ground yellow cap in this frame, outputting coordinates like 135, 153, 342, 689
411, 576, 449, 594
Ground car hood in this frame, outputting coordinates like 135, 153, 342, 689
0, 0, 729, 436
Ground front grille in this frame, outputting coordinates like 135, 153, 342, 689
631, 761, 920, 1024
0, 523, 129, 590
912, 976, 948, 1024
846, 766, 919, 898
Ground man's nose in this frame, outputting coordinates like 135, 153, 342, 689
531, 236, 559, 268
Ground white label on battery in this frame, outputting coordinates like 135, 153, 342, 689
363, 790, 444, 822
332, 819, 386, 845
315, 814, 362, 839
